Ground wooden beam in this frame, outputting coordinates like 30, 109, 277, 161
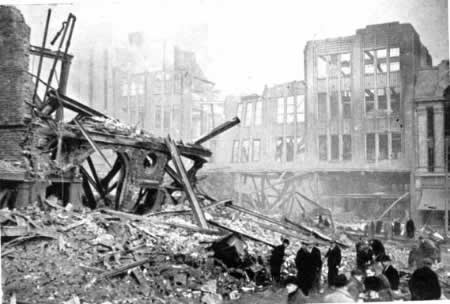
165, 137, 208, 229
74, 118, 112, 170
284, 217, 348, 248
207, 220, 276, 247
375, 192, 409, 221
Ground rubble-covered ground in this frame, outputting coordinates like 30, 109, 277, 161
2, 199, 450, 304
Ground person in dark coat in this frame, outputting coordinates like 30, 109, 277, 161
408, 265, 441, 300
325, 241, 341, 287
310, 243, 323, 293
379, 255, 400, 290
356, 238, 373, 270
406, 218, 415, 238
295, 243, 314, 295
369, 239, 385, 261
269, 238, 290, 283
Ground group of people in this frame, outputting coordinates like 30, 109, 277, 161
269, 239, 342, 296
270, 236, 443, 302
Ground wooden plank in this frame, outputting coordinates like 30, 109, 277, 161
74, 118, 112, 170
375, 192, 409, 221
207, 220, 276, 247
165, 137, 208, 229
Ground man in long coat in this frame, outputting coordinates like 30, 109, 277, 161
310, 243, 323, 293
295, 243, 314, 295
325, 241, 341, 287
269, 238, 290, 283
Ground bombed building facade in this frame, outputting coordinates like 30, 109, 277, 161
205, 22, 450, 225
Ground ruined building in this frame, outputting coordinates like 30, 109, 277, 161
0, 6, 214, 222
206, 22, 449, 225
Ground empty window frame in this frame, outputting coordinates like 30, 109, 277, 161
244, 102, 253, 127
277, 97, 285, 123
237, 103, 243, 118
390, 87, 400, 113
275, 137, 283, 162
296, 136, 305, 160
318, 93, 327, 120
319, 135, 328, 161
376, 49, 387, 59
252, 139, 261, 162
121, 83, 128, 96
286, 96, 295, 123
377, 62, 388, 73
427, 107, 435, 171
390, 47, 400, 57
366, 133, 376, 161
340, 53, 351, 76
232, 140, 240, 163
364, 50, 375, 74
255, 100, 262, 126
343, 134, 352, 160
155, 105, 162, 129
379, 133, 388, 160
318, 55, 328, 78
130, 82, 137, 96
286, 137, 294, 162
342, 90, 352, 118
330, 135, 339, 160
391, 132, 401, 159
365, 89, 375, 113
390, 61, 400, 72
241, 139, 250, 162
296, 95, 305, 122
378, 88, 387, 110
330, 91, 339, 118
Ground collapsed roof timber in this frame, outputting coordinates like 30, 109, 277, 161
0, 8, 239, 229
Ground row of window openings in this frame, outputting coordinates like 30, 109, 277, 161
237, 96, 305, 127
275, 137, 305, 162
237, 101, 262, 127
232, 139, 261, 163
318, 135, 352, 161
318, 133, 401, 162
317, 48, 400, 79
366, 133, 402, 161
317, 87, 400, 119
364, 48, 400, 74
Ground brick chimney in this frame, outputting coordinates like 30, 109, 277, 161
0, 6, 32, 160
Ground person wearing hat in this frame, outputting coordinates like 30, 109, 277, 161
325, 240, 342, 287
295, 242, 314, 296
269, 238, 290, 283
310, 242, 323, 294
379, 255, 399, 290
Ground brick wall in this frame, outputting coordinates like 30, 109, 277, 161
0, 6, 32, 160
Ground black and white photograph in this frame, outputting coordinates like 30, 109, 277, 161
0, 0, 449, 303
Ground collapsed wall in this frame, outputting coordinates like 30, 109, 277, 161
0, 6, 32, 161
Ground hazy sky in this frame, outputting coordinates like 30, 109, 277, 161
10, 0, 450, 96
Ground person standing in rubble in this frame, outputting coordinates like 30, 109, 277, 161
325, 240, 341, 287
310, 242, 323, 293
269, 238, 290, 283
406, 218, 415, 238
295, 243, 314, 295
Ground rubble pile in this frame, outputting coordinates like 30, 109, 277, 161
2, 199, 298, 303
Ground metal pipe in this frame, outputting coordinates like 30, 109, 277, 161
194, 116, 240, 145
32, 9, 51, 106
